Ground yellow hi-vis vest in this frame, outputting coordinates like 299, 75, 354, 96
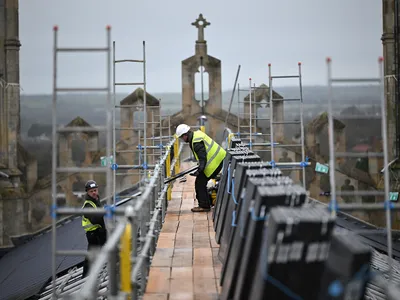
81, 200, 102, 232
191, 130, 226, 178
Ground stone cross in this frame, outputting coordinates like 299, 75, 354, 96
191, 14, 210, 42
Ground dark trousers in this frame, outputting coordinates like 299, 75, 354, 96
195, 161, 224, 209
82, 229, 107, 277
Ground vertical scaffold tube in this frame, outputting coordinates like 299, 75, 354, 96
51, 24, 58, 300
249, 78, 252, 150
379, 56, 394, 281
112, 41, 117, 210
298, 62, 306, 188
143, 41, 148, 180
166, 150, 171, 201
326, 57, 337, 218
268, 64, 274, 161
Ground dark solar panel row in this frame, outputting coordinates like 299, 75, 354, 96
213, 140, 400, 300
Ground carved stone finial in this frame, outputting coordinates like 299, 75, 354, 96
191, 13, 210, 42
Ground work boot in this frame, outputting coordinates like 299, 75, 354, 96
191, 206, 210, 212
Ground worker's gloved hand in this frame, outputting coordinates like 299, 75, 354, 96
190, 170, 200, 177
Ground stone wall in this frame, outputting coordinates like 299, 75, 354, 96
0, 1, 22, 187
24, 159, 37, 192
119, 90, 161, 185
182, 55, 222, 116
382, 0, 397, 161
59, 133, 99, 168
0, 196, 27, 245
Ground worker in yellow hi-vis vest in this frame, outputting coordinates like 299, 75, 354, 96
175, 124, 226, 212
81, 180, 107, 277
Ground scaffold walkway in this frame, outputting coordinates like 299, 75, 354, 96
143, 162, 221, 300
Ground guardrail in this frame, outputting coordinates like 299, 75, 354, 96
221, 127, 235, 150
57, 137, 182, 300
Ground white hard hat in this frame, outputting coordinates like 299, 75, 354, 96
176, 124, 191, 137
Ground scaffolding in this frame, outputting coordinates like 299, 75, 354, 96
325, 56, 400, 284
44, 32, 400, 297
234, 63, 309, 188
268, 62, 307, 188
45, 24, 185, 299
236, 83, 271, 151
237, 80, 256, 148
47, 136, 182, 300
112, 40, 158, 202
50, 25, 112, 299
218, 58, 400, 298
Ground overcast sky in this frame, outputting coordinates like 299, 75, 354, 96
19, 0, 382, 95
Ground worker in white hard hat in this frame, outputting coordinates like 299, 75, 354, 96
175, 124, 226, 212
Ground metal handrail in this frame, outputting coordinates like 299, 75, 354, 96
221, 127, 234, 150
64, 137, 182, 300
